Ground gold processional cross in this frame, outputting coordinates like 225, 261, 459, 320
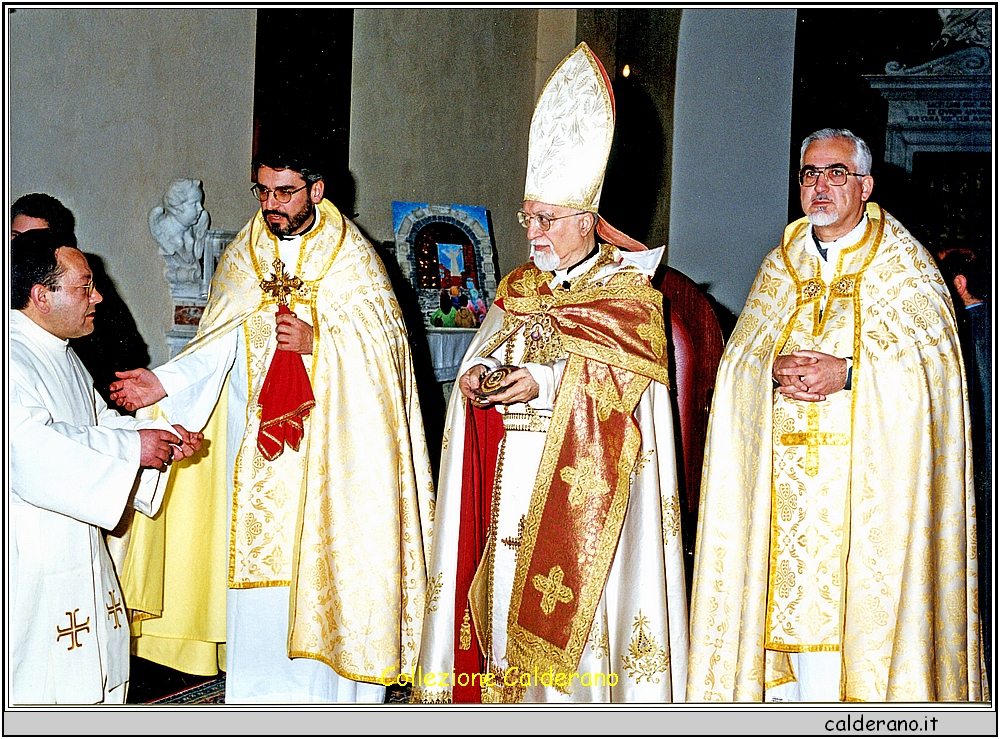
56, 609, 91, 650
779, 404, 849, 477
106, 591, 124, 630
260, 258, 305, 307
532, 565, 574, 615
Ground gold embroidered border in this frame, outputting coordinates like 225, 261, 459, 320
410, 688, 452, 704
504, 355, 648, 681
288, 649, 403, 685
502, 411, 551, 434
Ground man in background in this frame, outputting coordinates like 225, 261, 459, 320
939, 248, 992, 691
10, 192, 150, 404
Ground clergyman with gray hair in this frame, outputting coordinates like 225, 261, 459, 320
687, 128, 985, 702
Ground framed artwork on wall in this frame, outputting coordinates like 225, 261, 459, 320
392, 201, 499, 327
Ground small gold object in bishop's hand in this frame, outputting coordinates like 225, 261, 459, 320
477, 365, 519, 399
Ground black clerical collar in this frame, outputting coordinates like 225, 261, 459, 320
279, 206, 318, 241
556, 243, 601, 276
810, 230, 829, 262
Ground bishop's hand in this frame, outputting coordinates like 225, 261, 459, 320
110, 368, 167, 411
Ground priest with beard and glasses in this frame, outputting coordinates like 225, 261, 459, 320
687, 128, 986, 702
411, 43, 688, 704
109, 147, 435, 704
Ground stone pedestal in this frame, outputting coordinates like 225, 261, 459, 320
164, 229, 236, 357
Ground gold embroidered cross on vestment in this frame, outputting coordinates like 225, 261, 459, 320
532, 565, 574, 615
779, 403, 849, 477
502, 515, 527, 550
56, 609, 90, 650
260, 258, 305, 306
106, 591, 124, 629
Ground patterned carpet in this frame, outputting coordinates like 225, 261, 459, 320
144, 677, 411, 705
148, 677, 226, 705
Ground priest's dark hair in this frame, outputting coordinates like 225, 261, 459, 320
11, 192, 76, 235
11, 229, 78, 310
251, 144, 325, 185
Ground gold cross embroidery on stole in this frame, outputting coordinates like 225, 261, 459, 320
533, 565, 574, 615
779, 404, 850, 477
56, 609, 90, 650
105, 591, 124, 629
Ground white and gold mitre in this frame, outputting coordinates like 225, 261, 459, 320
524, 42, 614, 213
524, 42, 646, 252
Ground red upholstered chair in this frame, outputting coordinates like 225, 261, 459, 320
652, 266, 725, 517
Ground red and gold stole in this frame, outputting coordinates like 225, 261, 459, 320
495, 261, 670, 679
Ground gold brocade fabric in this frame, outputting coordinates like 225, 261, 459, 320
687, 203, 984, 702
411, 246, 689, 703
490, 249, 672, 681
124, 200, 435, 683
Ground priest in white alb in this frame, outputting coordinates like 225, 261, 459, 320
10, 230, 201, 704
412, 43, 688, 703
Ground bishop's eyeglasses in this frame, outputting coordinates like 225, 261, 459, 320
517, 210, 587, 231
250, 183, 308, 204
798, 165, 864, 187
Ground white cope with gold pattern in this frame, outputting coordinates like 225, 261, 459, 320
121, 200, 434, 703
413, 247, 688, 703
687, 203, 985, 702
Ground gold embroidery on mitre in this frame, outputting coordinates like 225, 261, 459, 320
621, 609, 669, 683
779, 404, 849, 477
532, 565, 574, 615
459, 607, 472, 651
560, 458, 610, 507
636, 308, 666, 358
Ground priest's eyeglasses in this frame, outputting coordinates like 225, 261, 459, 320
517, 210, 587, 231
55, 278, 96, 297
250, 183, 308, 204
798, 165, 864, 187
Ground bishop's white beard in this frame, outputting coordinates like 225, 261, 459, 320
529, 241, 561, 272
807, 208, 839, 227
